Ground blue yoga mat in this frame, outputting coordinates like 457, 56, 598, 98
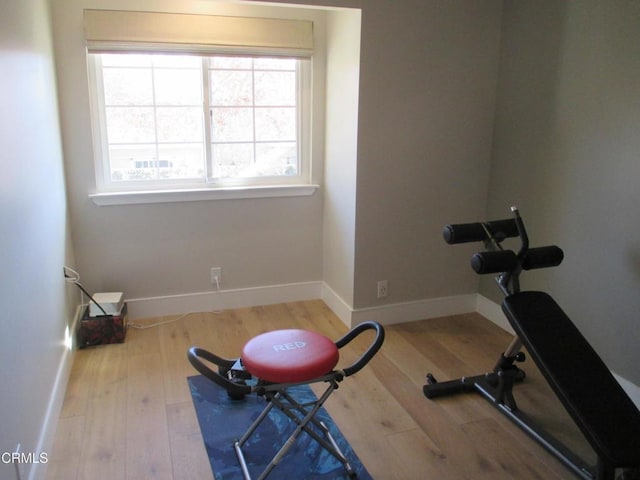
188, 375, 372, 480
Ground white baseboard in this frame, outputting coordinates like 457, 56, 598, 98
125, 281, 324, 320
319, 284, 353, 327
30, 304, 83, 480
127, 281, 479, 328
350, 294, 477, 327
320, 285, 477, 328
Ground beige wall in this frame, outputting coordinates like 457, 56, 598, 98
484, 0, 640, 385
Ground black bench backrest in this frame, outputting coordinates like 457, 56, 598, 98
502, 291, 640, 467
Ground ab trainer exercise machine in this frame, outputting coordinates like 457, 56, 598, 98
189, 321, 385, 480
424, 207, 640, 480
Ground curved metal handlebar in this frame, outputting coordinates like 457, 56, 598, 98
187, 347, 253, 397
334, 321, 385, 377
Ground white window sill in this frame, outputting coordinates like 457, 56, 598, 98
89, 184, 319, 206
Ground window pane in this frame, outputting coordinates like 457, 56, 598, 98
103, 68, 154, 105
255, 71, 296, 106
106, 107, 156, 143
108, 144, 204, 181
255, 107, 296, 142
212, 143, 253, 178
157, 144, 204, 178
256, 142, 298, 176
154, 69, 202, 105
211, 107, 254, 142
108, 145, 156, 181
93, 53, 306, 187
156, 107, 203, 142
210, 70, 253, 106
211, 142, 298, 179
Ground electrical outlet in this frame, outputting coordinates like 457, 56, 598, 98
377, 280, 388, 299
210, 267, 222, 285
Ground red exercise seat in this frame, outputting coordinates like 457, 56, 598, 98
241, 329, 339, 383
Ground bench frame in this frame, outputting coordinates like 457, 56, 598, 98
424, 207, 640, 480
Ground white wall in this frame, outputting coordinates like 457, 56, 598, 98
0, 0, 77, 478
485, 0, 640, 385
322, 8, 361, 307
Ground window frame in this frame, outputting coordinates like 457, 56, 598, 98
87, 51, 314, 200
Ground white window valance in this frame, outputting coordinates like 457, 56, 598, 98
83, 9, 313, 57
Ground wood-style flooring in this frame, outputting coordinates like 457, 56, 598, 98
46, 300, 594, 479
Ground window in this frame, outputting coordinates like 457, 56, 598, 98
89, 52, 310, 191
82, 10, 316, 202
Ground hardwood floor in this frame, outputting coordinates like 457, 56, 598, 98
46, 300, 593, 479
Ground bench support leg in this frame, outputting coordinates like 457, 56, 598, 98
425, 362, 598, 480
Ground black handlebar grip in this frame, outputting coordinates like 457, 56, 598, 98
443, 219, 519, 244
471, 250, 518, 274
443, 223, 486, 244
521, 246, 564, 270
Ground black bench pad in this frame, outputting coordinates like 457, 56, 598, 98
502, 291, 640, 467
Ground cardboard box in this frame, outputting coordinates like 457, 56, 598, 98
77, 303, 128, 348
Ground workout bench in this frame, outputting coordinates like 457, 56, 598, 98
188, 321, 384, 480
424, 207, 640, 480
